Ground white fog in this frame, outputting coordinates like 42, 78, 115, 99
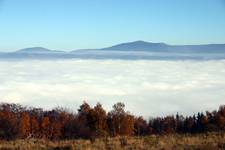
0, 59, 224, 117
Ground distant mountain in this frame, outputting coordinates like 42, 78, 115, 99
101, 41, 168, 51
12, 41, 225, 53
0, 41, 225, 60
16, 47, 64, 53
100, 41, 225, 53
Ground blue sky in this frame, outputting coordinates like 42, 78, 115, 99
0, 0, 225, 51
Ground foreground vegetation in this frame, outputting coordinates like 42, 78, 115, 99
0, 102, 224, 140
0, 132, 224, 150
0, 102, 224, 149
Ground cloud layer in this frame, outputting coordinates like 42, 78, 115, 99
0, 59, 224, 117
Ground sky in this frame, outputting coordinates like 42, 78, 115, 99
0, 0, 225, 51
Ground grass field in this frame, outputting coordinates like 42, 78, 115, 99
0, 132, 224, 150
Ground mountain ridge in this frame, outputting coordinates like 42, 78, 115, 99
5, 41, 225, 53
0, 41, 225, 60
100, 41, 225, 53
101, 40, 168, 51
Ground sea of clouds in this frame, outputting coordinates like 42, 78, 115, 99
0, 59, 224, 117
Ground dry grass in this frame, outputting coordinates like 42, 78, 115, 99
0, 132, 224, 150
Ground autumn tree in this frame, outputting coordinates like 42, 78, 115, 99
76, 102, 92, 138
87, 103, 108, 137
40, 116, 50, 138
162, 116, 176, 134
216, 105, 225, 130
107, 102, 134, 136
63, 114, 78, 139
0, 102, 224, 140
46, 109, 65, 139
18, 112, 31, 138
0, 104, 19, 140
30, 116, 40, 138
134, 117, 149, 136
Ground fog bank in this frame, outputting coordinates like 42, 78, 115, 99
0, 59, 224, 117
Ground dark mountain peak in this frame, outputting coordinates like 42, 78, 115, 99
113, 40, 166, 46
101, 40, 168, 51
130, 40, 166, 45
130, 40, 149, 44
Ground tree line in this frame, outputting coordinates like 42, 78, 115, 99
0, 102, 224, 140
